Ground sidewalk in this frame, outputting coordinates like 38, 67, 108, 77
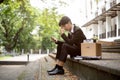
0, 54, 47, 61
39, 55, 78, 80
0, 54, 78, 80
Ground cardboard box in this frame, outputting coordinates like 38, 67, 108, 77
81, 43, 101, 57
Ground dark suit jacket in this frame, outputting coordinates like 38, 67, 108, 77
56, 25, 86, 49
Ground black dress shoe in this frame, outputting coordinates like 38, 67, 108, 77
47, 67, 56, 72
48, 67, 64, 75
47, 65, 58, 72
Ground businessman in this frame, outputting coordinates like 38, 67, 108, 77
48, 16, 86, 75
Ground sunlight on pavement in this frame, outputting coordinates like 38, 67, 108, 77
0, 54, 48, 62
0, 65, 25, 68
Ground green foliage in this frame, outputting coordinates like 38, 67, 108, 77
0, 0, 39, 52
0, 56, 12, 60
38, 8, 63, 50
95, 0, 99, 4
0, 0, 66, 53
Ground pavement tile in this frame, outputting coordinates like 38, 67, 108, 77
0, 54, 78, 80
39, 56, 78, 80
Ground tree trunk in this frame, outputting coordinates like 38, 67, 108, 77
5, 45, 13, 53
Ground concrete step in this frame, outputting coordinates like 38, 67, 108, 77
102, 49, 120, 52
102, 39, 120, 52
0, 61, 28, 65
49, 53, 120, 80
102, 45, 120, 48
38, 56, 78, 80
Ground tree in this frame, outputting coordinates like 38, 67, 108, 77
38, 7, 63, 51
0, 0, 67, 53
0, 0, 39, 52
33, 0, 67, 51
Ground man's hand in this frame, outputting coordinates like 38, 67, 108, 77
51, 37, 57, 43
60, 27, 65, 35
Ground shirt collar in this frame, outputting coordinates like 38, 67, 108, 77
70, 25, 74, 33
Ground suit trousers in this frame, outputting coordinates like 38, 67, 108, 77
56, 42, 81, 62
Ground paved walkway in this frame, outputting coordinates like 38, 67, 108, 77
0, 54, 47, 61
39, 56, 78, 80
1, 52, 119, 80
0, 54, 78, 80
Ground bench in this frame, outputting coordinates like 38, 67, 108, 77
49, 53, 120, 80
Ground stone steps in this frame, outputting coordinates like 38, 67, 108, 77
39, 56, 79, 80
49, 53, 120, 80
102, 39, 120, 52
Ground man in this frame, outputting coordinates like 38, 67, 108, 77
48, 16, 86, 75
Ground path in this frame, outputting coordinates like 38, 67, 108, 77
0, 54, 78, 80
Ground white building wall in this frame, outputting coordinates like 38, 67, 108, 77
103, 22, 106, 33
86, 25, 94, 39
111, 17, 116, 31
98, 0, 105, 15
93, 24, 98, 36
106, 0, 111, 10
116, 11, 120, 36
83, 0, 120, 41
117, 0, 120, 3
106, 16, 112, 38
98, 21, 103, 34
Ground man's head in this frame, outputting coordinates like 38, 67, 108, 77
59, 16, 72, 31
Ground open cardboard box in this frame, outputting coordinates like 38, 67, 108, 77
80, 40, 115, 59
81, 43, 101, 58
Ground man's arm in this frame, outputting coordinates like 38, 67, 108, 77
55, 41, 64, 44
61, 30, 85, 45
51, 37, 64, 44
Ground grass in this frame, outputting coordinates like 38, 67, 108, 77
0, 56, 12, 60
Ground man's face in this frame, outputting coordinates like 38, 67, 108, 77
61, 22, 72, 31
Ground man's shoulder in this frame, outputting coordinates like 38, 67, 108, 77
74, 25, 81, 32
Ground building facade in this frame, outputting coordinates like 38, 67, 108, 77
82, 0, 120, 41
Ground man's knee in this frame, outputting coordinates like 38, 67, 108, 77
57, 42, 64, 47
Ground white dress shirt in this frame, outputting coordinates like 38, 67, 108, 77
70, 25, 74, 33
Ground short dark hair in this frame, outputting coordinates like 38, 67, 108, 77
59, 16, 72, 26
